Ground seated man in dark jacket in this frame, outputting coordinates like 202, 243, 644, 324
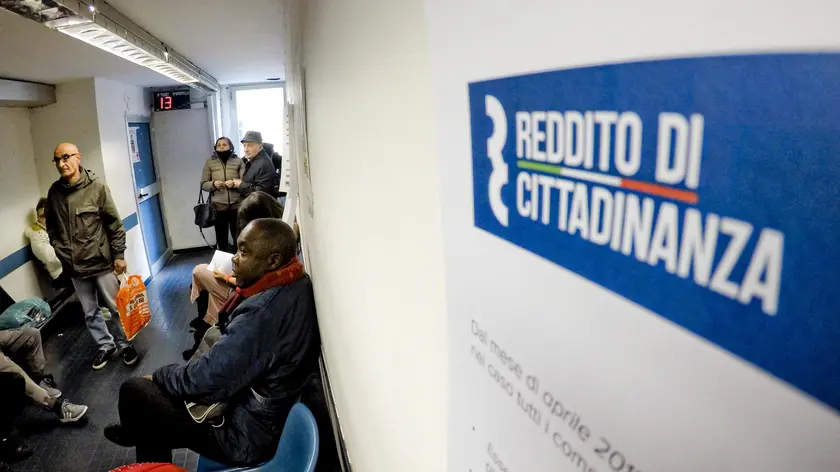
104, 219, 320, 466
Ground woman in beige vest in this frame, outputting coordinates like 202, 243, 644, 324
200, 137, 244, 253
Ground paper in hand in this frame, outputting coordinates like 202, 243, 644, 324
206, 250, 235, 275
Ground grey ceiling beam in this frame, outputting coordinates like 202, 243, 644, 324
0, 78, 56, 108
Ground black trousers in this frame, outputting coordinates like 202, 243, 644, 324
213, 208, 238, 253
118, 377, 231, 464
0, 373, 26, 439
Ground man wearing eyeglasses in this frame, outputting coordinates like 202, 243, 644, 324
45, 143, 140, 370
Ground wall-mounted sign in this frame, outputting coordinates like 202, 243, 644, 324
425, 4, 840, 469
469, 54, 840, 410
128, 127, 140, 164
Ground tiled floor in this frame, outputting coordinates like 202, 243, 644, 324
12, 250, 212, 472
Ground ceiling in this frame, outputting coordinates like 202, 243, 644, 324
0, 0, 285, 87
0, 8, 179, 86
106, 0, 286, 84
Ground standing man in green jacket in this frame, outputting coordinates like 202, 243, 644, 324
46, 143, 139, 370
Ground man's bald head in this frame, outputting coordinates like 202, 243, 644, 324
54, 143, 79, 156
232, 218, 298, 287
247, 218, 297, 263
53, 143, 82, 182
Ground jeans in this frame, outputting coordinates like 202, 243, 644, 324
0, 373, 26, 439
0, 328, 51, 407
213, 208, 238, 253
72, 272, 130, 351
118, 377, 230, 464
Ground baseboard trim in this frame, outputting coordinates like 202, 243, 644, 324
151, 249, 173, 276
319, 355, 352, 472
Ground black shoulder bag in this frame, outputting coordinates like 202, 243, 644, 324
194, 188, 217, 228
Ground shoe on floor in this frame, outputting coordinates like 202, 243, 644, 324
122, 345, 139, 366
0, 439, 32, 463
104, 424, 136, 447
92, 348, 116, 370
182, 348, 197, 361
38, 375, 61, 398
189, 317, 208, 330
56, 399, 88, 423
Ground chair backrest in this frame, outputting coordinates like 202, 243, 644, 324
267, 403, 319, 472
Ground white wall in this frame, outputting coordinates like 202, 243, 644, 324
93, 77, 152, 281
0, 107, 52, 301
210, 91, 223, 139
301, 1, 448, 471
220, 85, 234, 140
30, 79, 103, 197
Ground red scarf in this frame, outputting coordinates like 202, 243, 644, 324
217, 258, 305, 330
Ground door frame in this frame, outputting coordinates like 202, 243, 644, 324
125, 115, 173, 277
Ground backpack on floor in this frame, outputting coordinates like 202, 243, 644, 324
0, 298, 51, 330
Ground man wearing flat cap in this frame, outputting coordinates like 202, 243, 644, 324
229, 131, 279, 198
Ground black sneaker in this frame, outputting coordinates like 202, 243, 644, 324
92, 348, 115, 370
122, 346, 139, 366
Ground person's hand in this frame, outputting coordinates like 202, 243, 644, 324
213, 270, 227, 281
213, 181, 224, 189
224, 180, 235, 188
232, 179, 242, 188
114, 259, 127, 275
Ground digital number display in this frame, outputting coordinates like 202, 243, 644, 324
153, 89, 191, 112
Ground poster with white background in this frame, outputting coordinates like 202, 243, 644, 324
424, 1, 840, 471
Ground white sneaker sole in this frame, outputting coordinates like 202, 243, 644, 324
123, 355, 139, 366
92, 360, 108, 370
59, 405, 89, 423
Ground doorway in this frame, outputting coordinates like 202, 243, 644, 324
230, 84, 285, 155
127, 120, 171, 276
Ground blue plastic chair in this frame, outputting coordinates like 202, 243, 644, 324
197, 403, 319, 472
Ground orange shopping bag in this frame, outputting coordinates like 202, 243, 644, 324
116, 274, 151, 340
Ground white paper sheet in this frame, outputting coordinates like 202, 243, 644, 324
206, 250, 235, 275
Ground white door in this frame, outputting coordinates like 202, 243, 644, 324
151, 108, 214, 250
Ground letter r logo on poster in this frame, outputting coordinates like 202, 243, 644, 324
485, 95, 509, 227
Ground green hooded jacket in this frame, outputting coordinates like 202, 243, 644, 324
45, 168, 126, 278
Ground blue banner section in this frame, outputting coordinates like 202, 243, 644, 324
123, 212, 139, 232
468, 54, 840, 410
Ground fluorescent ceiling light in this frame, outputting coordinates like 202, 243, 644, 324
51, 22, 198, 85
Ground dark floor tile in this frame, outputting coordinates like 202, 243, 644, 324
12, 251, 212, 472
